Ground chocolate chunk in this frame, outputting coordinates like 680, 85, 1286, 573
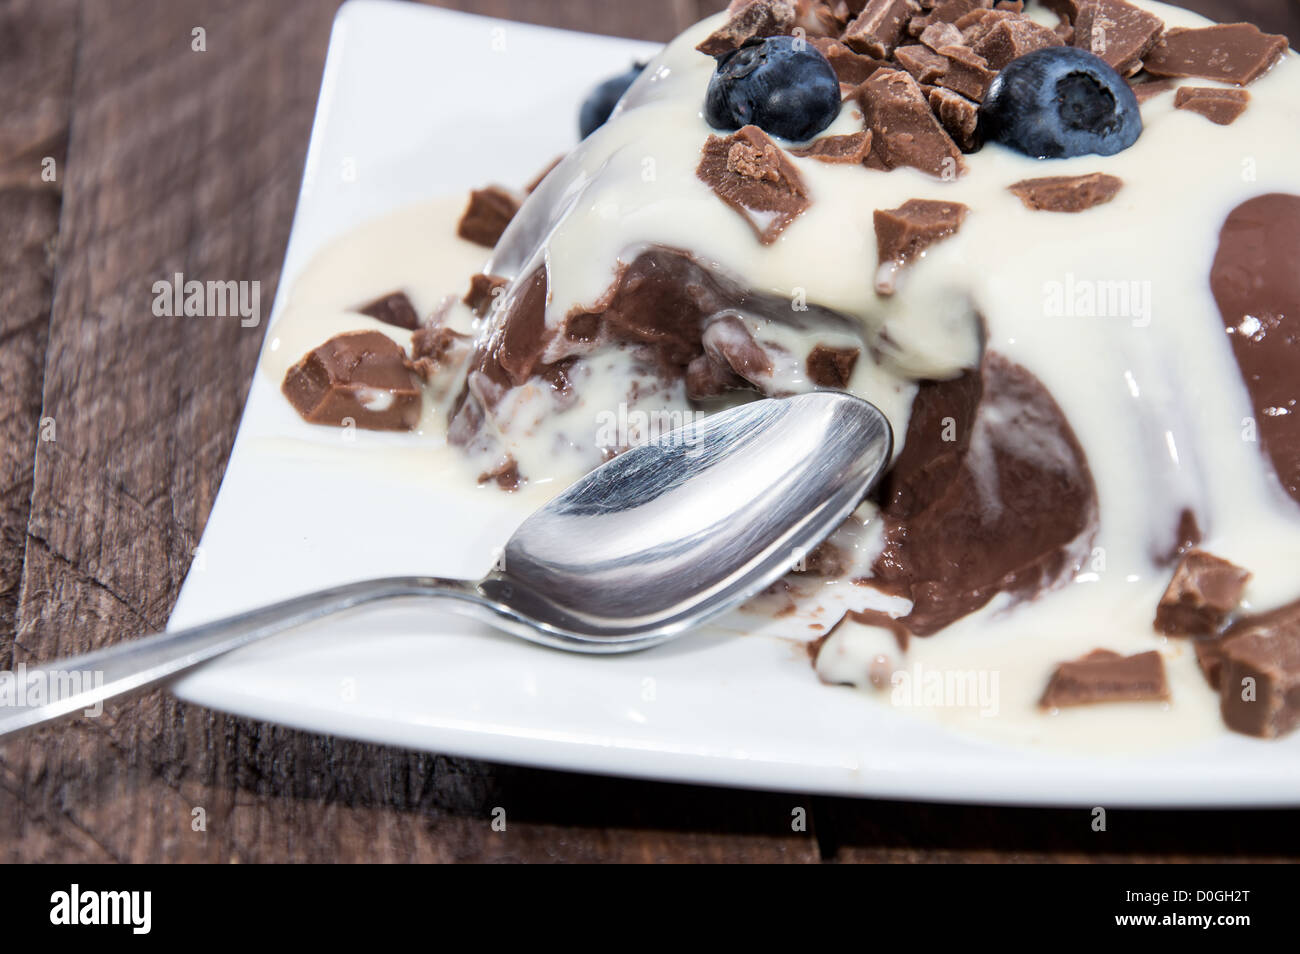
928, 86, 980, 150
934, 44, 996, 101
919, 21, 963, 51
703, 314, 773, 384
697, 125, 810, 245
356, 290, 420, 330
857, 69, 965, 177
873, 198, 968, 294
696, 0, 797, 56
1174, 86, 1251, 126
844, 0, 922, 59
1144, 24, 1288, 86
1007, 172, 1123, 212
456, 186, 520, 248
809, 37, 892, 87
789, 130, 873, 163
806, 345, 860, 387
870, 352, 1097, 635
408, 324, 470, 382
1153, 549, 1251, 636
1072, 0, 1164, 76
282, 331, 422, 431
1129, 77, 1176, 103
955, 8, 1019, 45
1038, 0, 1079, 20
912, 0, 990, 34
973, 16, 1063, 70
686, 353, 747, 399
463, 273, 509, 318
479, 457, 522, 491
1195, 636, 1226, 689
1039, 650, 1169, 708
1211, 194, 1300, 506
895, 44, 950, 84
1216, 599, 1300, 738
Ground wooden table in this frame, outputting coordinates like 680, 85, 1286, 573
2, 0, 1298, 864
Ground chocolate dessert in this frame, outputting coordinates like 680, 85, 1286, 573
278, 0, 1300, 741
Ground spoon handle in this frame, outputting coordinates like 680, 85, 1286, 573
0, 576, 482, 741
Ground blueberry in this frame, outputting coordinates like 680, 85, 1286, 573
979, 47, 1141, 159
579, 64, 645, 139
704, 36, 840, 142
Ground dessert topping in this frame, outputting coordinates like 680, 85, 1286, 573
806, 345, 860, 387
873, 197, 968, 294
1039, 649, 1170, 708
979, 47, 1143, 158
697, 125, 811, 244
1007, 172, 1123, 212
705, 35, 842, 141
1071, 0, 1165, 77
463, 273, 509, 318
1144, 24, 1288, 86
456, 186, 519, 248
1153, 549, 1251, 636
857, 69, 966, 177
356, 291, 420, 330
1174, 86, 1251, 125
282, 331, 422, 431
788, 129, 874, 163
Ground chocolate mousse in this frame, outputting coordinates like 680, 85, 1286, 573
868, 352, 1098, 636
1211, 194, 1300, 505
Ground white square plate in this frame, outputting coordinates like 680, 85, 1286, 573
169, 0, 1300, 806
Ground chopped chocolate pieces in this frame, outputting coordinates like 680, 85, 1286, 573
356, 290, 420, 330
857, 69, 965, 177
697, 125, 810, 244
1129, 77, 1175, 103
973, 16, 1062, 70
463, 273, 509, 318
928, 86, 980, 150
1174, 86, 1251, 126
1216, 599, 1300, 738
1040, 649, 1169, 708
895, 44, 949, 84
809, 37, 892, 87
873, 198, 967, 294
408, 326, 470, 383
696, 0, 797, 57
911, 0, 989, 36
934, 44, 995, 101
282, 331, 422, 431
918, 21, 963, 52
1072, 0, 1164, 77
479, 457, 522, 491
844, 0, 922, 59
1154, 549, 1251, 636
806, 345, 860, 387
1195, 637, 1226, 689
1143, 24, 1288, 86
702, 314, 773, 384
686, 353, 747, 399
789, 130, 874, 163
457, 186, 519, 248
1007, 172, 1123, 212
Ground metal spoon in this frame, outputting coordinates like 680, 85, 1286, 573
0, 391, 891, 739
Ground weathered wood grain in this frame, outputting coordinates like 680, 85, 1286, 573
0, 0, 1297, 864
